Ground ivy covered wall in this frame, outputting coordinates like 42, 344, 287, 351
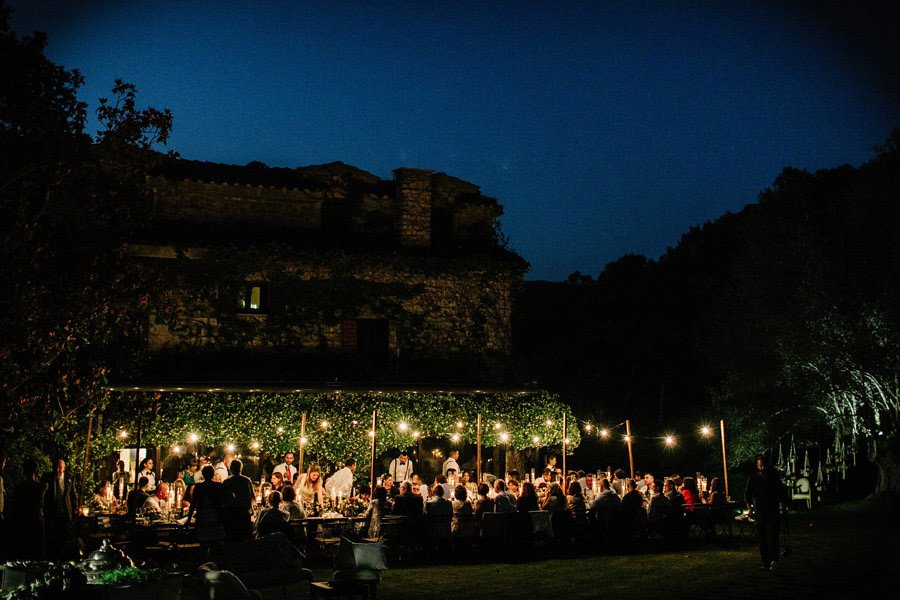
95, 390, 580, 475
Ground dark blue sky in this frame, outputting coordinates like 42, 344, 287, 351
10, 1, 899, 280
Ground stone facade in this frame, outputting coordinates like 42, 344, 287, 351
138, 160, 526, 383
393, 168, 433, 247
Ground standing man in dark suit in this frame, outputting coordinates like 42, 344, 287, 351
42, 458, 77, 560
7, 458, 46, 559
745, 454, 785, 571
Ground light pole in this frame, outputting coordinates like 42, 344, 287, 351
625, 419, 634, 479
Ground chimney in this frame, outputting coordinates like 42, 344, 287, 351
393, 168, 433, 247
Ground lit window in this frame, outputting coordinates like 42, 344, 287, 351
236, 283, 267, 313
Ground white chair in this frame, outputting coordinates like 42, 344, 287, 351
792, 477, 813, 509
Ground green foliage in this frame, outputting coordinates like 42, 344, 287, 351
100, 390, 579, 472
0, 4, 173, 485
94, 566, 163, 586
0, 562, 85, 600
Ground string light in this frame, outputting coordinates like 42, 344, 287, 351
494, 423, 502, 430
173, 445, 182, 454
624, 435, 631, 442
225, 443, 235, 453
545, 419, 553, 426
665, 435, 675, 446
500, 432, 509, 443
320, 420, 328, 429
300, 436, 308, 445
188, 433, 199, 443
456, 421, 464, 429
584, 423, 592, 432
451, 433, 460, 443
118, 430, 128, 440
368, 430, 375, 438
412, 431, 420, 439
351, 420, 359, 426
600, 429, 610, 438
700, 425, 712, 437
533, 435, 540, 444
398, 421, 409, 432
276, 426, 284, 434
250, 441, 260, 450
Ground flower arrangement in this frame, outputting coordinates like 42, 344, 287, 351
338, 496, 365, 517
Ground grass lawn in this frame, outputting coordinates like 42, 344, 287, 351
284, 498, 899, 599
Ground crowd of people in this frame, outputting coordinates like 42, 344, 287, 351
0, 445, 781, 566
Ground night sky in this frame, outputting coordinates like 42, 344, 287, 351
9, 1, 899, 280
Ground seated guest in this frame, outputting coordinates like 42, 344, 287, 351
143, 481, 169, 512
424, 484, 453, 516
648, 480, 671, 523
194, 456, 211, 483
183, 460, 198, 487
664, 478, 684, 520
621, 478, 645, 517
380, 473, 397, 504
363, 486, 388, 539
473, 482, 495, 519
279, 485, 305, 520
567, 480, 587, 513
707, 477, 725, 507
517, 481, 539, 513
91, 481, 113, 510
412, 474, 429, 501
507, 478, 520, 498
451, 485, 476, 537
435, 474, 453, 501
254, 491, 290, 538
680, 477, 700, 512
270, 471, 284, 490
460, 470, 477, 495
492, 479, 517, 513
589, 477, 621, 524
534, 468, 553, 492
393, 481, 424, 517
126, 476, 150, 518
540, 482, 566, 511
611, 469, 627, 497
576, 470, 587, 491
356, 484, 372, 505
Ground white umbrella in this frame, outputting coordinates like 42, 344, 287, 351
789, 436, 797, 475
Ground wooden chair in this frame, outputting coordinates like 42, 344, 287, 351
478, 512, 507, 553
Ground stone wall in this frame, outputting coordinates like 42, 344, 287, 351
146, 252, 516, 378
392, 168, 433, 247
150, 178, 323, 229
149, 165, 502, 250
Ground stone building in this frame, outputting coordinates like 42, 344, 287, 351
131, 159, 528, 385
